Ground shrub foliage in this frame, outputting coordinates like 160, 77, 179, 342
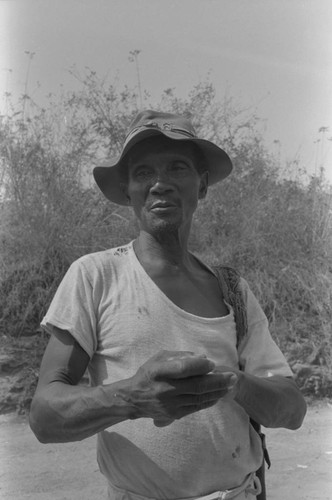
0, 71, 331, 409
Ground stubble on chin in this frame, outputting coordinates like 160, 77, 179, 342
140, 212, 182, 239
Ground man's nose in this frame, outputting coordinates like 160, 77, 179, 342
149, 171, 174, 193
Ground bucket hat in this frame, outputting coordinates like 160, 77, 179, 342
93, 110, 233, 205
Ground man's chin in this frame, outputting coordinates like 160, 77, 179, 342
142, 216, 182, 236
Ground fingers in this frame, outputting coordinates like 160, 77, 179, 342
178, 397, 221, 418
132, 352, 239, 425
152, 355, 215, 381
175, 388, 230, 407
149, 350, 205, 362
153, 417, 175, 427
155, 381, 234, 422
153, 390, 228, 427
173, 372, 237, 395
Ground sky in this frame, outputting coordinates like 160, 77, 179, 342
1, 0, 332, 182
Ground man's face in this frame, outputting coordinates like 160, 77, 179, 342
123, 137, 208, 236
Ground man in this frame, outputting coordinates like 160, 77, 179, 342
30, 110, 306, 500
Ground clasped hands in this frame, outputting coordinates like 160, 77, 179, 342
127, 350, 239, 427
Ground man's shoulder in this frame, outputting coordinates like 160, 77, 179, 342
212, 265, 249, 291
73, 241, 133, 273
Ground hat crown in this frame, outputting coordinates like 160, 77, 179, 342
126, 110, 197, 143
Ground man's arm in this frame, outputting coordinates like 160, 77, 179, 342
227, 281, 307, 430
29, 329, 138, 443
29, 330, 237, 443
225, 369, 307, 429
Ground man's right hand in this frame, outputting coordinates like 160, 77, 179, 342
125, 350, 237, 427
30, 335, 237, 443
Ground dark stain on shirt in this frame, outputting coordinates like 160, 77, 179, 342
232, 445, 241, 459
138, 306, 150, 316
114, 247, 129, 256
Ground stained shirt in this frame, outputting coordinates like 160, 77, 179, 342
41, 241, 293, 498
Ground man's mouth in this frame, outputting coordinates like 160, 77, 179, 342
150, 201, 176, 208
150, 201, 177, 212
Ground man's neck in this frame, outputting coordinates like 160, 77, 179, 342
134, 231, 194, 272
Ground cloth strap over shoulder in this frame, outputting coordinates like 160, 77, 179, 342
212, 266, 248, 348
212, 265, 271, 500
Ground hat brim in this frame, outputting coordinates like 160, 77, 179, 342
93, 128, 232, 205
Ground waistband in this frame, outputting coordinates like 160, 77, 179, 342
108, 473, 262, 500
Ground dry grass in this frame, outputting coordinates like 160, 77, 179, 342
0, 75, 331, 410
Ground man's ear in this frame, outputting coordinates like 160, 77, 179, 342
198, 171, 208, 199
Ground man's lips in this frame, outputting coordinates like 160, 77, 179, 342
150, 201, 177, 210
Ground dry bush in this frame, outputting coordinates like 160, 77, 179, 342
191, 142, 332, 395
0, 72, 331, 408
0, 82, 139, 340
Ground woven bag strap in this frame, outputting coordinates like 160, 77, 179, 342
212, 265, 248, 348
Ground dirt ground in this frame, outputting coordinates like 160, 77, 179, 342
0, 403, 331, 500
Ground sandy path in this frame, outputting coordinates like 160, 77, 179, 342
0, 404, 331, 500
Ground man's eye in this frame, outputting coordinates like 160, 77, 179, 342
134, 168, 152, 179
170, 162, 189, 172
